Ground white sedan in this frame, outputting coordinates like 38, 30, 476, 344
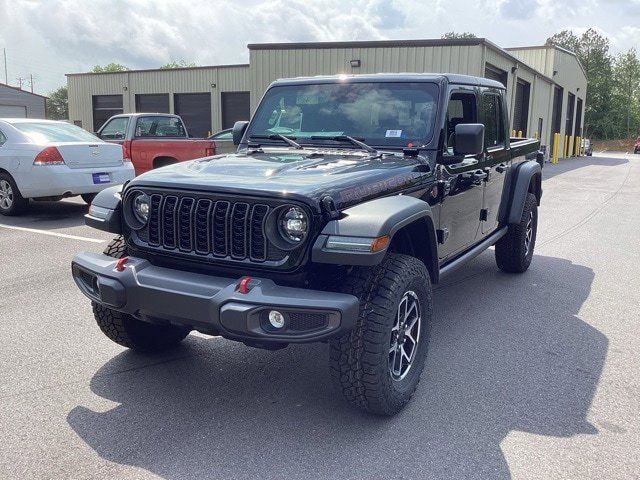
0, 118, 134, 215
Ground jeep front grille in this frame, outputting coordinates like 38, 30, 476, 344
142, 193, 271, 263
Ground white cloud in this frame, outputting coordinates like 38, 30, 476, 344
0, 0, 638, 94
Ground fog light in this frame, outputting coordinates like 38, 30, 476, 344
268, 310, 285, 329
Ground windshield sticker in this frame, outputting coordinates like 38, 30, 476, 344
385, 130, 402, 138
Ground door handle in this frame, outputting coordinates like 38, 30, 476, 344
495, 163, 508, 173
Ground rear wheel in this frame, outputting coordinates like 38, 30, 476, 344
81, 193, 97, 204
92, 236, 190, 352
495, 193, 538, 273
0, 173, 28, 216
329, 254, 432, 415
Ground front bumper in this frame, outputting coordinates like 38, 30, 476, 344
71, 252, 359, 344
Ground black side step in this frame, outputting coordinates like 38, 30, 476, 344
439, 227, 508, 279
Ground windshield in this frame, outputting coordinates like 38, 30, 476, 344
12, 122, 101, 144
247, 82, 439, 148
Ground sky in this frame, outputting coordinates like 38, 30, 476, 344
0, 0, 639, 95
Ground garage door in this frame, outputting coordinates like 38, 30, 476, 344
0, 105, 27, 117
513, 79, 530, 136
221, 92, 250, 129
135, 94, 170, 113
174, 93, 211, 138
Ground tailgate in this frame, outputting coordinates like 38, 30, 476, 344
55, 142, 124, 169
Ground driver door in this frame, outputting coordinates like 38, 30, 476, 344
438, 89, 485, 261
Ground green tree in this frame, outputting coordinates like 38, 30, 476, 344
160, 60, 197, 69
441, 32, 476, 39
611, 49, 640, 137
91, 63, 129, 73
46, 86, 68, 120
546, 28, 613, 139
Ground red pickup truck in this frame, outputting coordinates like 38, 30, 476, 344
96, 113, 216, 175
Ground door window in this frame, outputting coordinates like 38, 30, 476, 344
481, 93, 505, 148
135, 116, 186, 138
99, 117, 129, 139
445, 91, 477, 154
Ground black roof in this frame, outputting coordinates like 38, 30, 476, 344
271, 72, 505, 89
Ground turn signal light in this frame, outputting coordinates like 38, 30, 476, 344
33, 146, 65, 165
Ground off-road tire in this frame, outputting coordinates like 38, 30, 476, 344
495, 193, 538, 273
81, 193, 97, 205
0, 172, 28, 216
92, 235, 190, 352
329, 254, 433, 416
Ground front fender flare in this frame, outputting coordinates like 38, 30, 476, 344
312, 195, 439, 279
84, 185, 123, 234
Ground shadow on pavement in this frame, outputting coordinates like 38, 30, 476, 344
543, 155, 628, 180
67, 252, 607, 480
0, 198, 88, 229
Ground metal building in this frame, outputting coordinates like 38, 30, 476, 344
67, 64, 250, 136
67, 38, 587, 153
0, 82, 47, 118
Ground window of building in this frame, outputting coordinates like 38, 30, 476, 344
92, 95, 123, 132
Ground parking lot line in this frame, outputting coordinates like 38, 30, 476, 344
0, 223, 104, 243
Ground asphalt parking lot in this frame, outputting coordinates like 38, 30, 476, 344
1, 153, 639, 479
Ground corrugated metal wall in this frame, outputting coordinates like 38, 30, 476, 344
0, 84, 47, 118
249, 44, 485, 111
68, 65, 249, 133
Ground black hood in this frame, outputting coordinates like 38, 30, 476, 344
128, 148, 433, 210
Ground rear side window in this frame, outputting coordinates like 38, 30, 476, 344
12, 122, 101, 143
100, 117, 129, 139
0, 130, 6, 146
481, 93, 505, 148
135, 116, 186, 138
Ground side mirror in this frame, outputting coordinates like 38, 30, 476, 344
232, 121, 249, 146
454, 123, 485, 156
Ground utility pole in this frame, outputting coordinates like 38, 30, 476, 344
3, 48, 7, 84
16, 76, 25, 90
29, 74, 33, 93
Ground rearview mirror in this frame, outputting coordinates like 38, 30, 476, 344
454, 123, 485, 156
232, 121, 249, 146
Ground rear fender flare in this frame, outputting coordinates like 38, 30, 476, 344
506, 160, 542, 225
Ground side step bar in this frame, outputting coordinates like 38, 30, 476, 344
439, 227, 508, 279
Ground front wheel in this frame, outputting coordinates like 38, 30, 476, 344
92, 235, 191, 352
329, 254, 432, 415
495, 193, 538, 273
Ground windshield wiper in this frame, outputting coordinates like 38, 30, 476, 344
249, 134, 303, 150
310, 135, 379, 156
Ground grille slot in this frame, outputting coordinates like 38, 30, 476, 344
137, 193, 277, 263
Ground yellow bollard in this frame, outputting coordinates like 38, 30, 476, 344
517, 130, 522, 138
565, 135, 569, 158
534, 131, 538, 139
552, 133, 559, 164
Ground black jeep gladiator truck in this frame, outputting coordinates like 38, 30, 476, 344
72, 73, 542, 415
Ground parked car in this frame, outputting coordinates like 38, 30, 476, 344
208, 128, 236, 155
634, 137, 640, 154
73, 73, 542, 415
582, 138, 593, 156
0, 118, 134, 216
96, 113, 217, 175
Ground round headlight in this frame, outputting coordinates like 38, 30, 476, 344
132, 192, 150, 224
279, 206, 308, 243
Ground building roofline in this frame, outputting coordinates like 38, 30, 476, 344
65, 63, 250, 77
248, 38, 486, 50
0, 82, 48, 99
505, 44, 587, 79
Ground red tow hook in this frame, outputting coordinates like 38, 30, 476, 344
237, 276, 252, 294
115, 257, 129, 272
